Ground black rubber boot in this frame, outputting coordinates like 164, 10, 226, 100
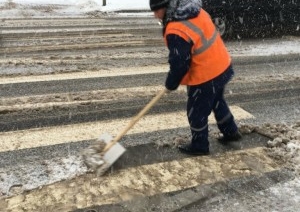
218, 131, 242, 143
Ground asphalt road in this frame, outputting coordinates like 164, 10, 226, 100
0, 16, 299, 212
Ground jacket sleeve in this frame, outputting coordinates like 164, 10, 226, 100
165, 34, 192, 90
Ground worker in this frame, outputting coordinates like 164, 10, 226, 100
149, 0, 242, 155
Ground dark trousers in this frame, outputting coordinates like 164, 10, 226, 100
186, 67, 238, 151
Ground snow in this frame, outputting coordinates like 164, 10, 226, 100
1, 0, 300, 56
0, 0, 150, 18
239, 40, 300, 56
10, 0, 149, 10
0, 0, 300, 210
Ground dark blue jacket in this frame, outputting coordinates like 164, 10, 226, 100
165, 34, 192, 90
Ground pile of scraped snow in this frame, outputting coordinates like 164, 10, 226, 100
156, 122, 300, 176
240, 122, 300, 175
264, 123, 300, 175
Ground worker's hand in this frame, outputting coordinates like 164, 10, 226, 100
165, 88, 173, 93
165, 81, 179, 92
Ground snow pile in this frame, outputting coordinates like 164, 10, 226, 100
264, 123, 300, 175
73, 0, 102, 12
240, 122, 300, 175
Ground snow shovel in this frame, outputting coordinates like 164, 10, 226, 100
82, 88, 168, 175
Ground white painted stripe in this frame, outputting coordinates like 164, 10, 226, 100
0, 85, 173, 109
1, 26, 161, 34
1, 33, 134, 42
0, 85, 166, 108
0, 106, 254, 152
1, 147, 279, 210
0, 65, 168, 84
2, 40, 149, 54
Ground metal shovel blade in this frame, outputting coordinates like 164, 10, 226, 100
101, 133, 126, 167
82, 133, 126, 175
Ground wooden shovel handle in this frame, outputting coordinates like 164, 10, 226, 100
103, 89, 168, 152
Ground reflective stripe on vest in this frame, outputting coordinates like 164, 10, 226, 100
164, 9, 231, 85
181, 20, 219, 55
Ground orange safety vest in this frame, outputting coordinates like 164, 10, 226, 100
164, 9, 231, 85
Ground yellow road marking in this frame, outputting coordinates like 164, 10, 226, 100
0, 147, 279, 212
0, 106, 254, 152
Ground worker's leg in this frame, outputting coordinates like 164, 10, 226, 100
213, 87, 242, 141
178, 84, 214, 155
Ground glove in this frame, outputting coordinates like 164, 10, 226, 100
165, 87, 173, 93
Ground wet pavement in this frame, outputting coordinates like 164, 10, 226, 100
0, 17, 299, 212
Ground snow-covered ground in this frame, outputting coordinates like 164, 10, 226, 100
0, 0, 300, 210
0, 0, 150, 18
1, 0, 300, 56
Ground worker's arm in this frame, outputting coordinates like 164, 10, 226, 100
165, 34, 192, 91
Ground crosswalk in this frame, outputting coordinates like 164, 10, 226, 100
0, 106, 253, 153
0, 17, 292, 212
0, 64, 271, 212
